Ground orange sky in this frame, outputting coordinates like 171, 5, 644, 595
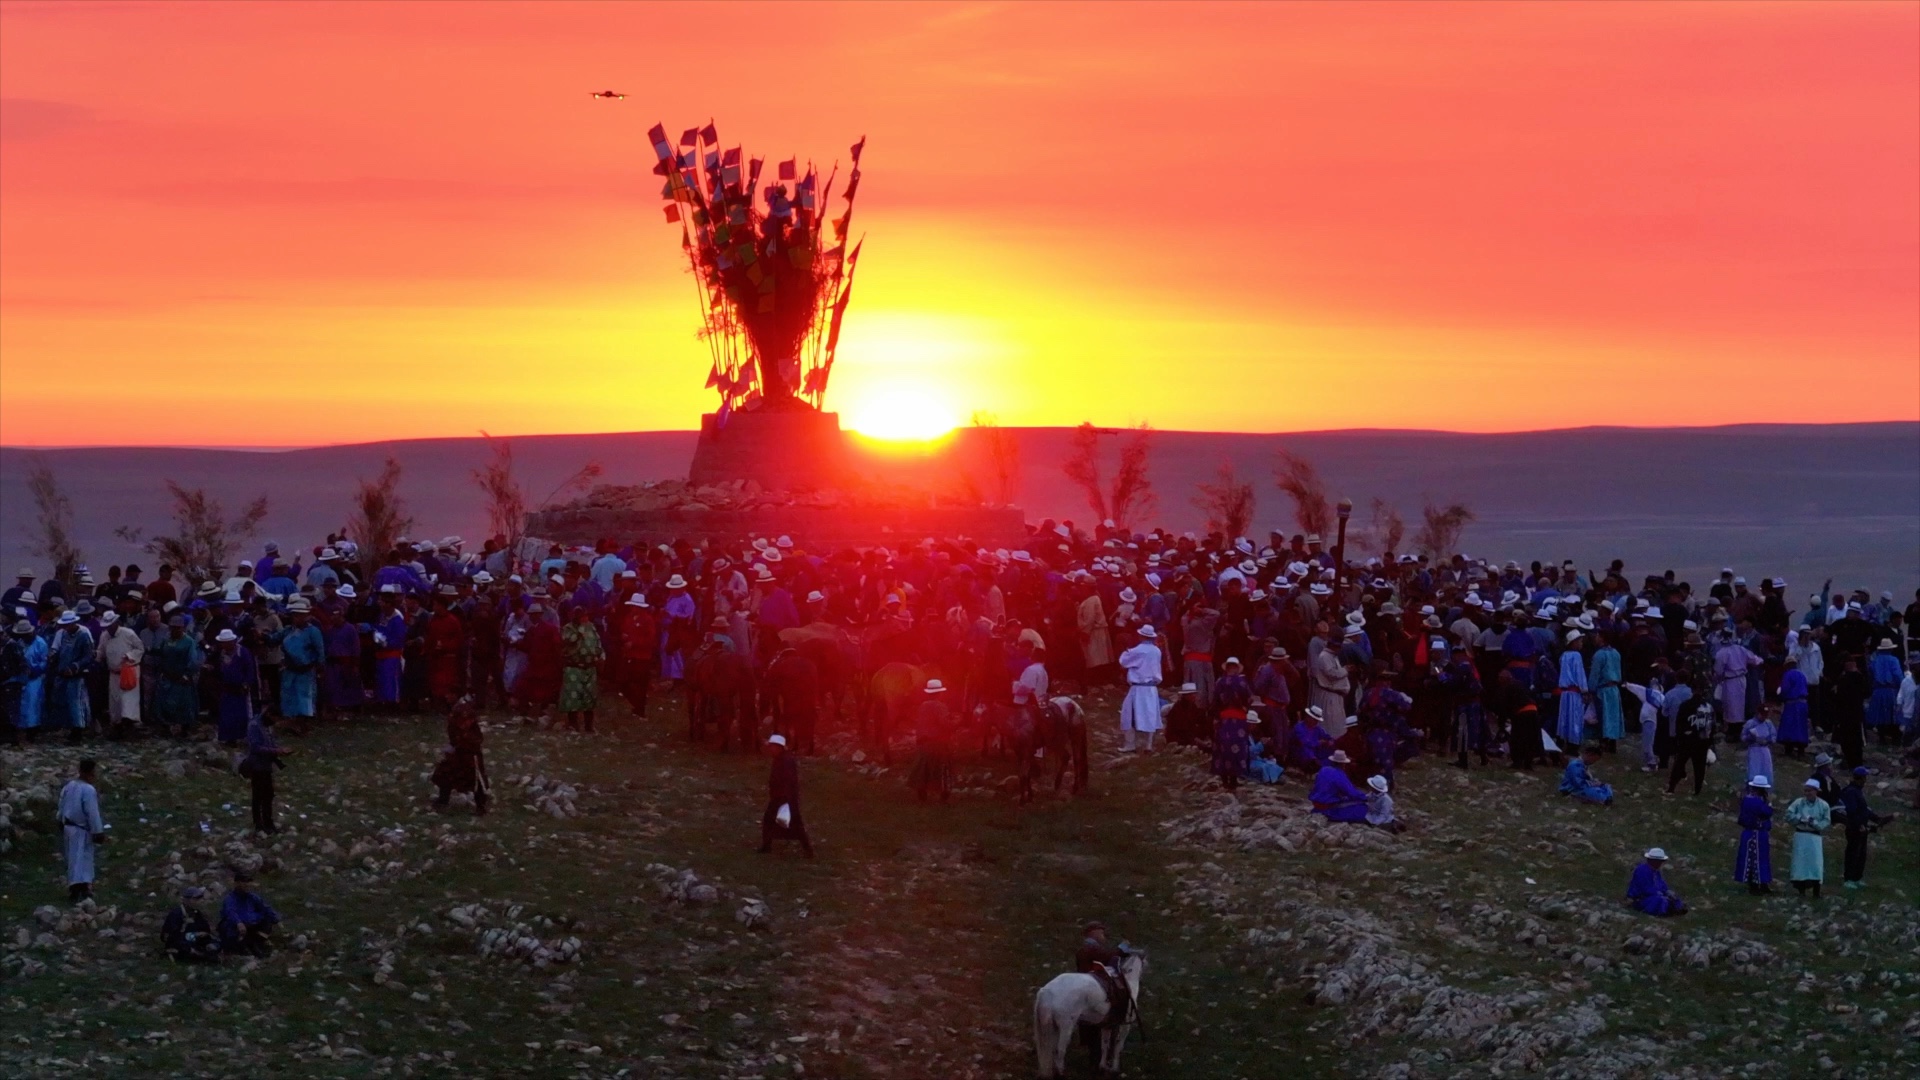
2, 1, 1916, 445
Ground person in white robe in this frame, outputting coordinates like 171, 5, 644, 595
97, 611, 145, 730
1117, 625, 1164, 752
1310, 642, 1351, 739
1784, 778, 1831, 898
58, 759, 107, 903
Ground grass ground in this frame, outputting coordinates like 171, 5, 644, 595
1, 686, 1914, 1079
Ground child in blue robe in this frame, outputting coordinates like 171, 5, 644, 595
1560, 745, 1614, 805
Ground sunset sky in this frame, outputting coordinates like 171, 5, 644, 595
2, 1, 1915, 446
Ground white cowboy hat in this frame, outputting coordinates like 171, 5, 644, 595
923, 680, 947, 694
1310, 584, 1332, 596
1304, 705, 1324, 721
1644, 847, 1668, 861
215, 629, 238, 643
1565, 630, 1583, 643
1177, 682, 1198, 694
766, 733, 787, 746
1119, 588, 1137, 603
1136, 625, 1157, 638
1802, 778, 1820, 788
1222, 656, 1242, 668
755, 566, 775, 582
1749, 776, 1771, 789
336, 584, 357, 599
1329, 750, 1352, 764
1367, 775, 1389, 793
665, 575, 687, 589
805, 590, 825, 604
56, 610, 79, 625
624, 594, 649, 608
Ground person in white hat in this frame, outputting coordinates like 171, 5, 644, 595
212, 627, 257, 747
1783, 777, 1832, 898
1735, 775, 1775, 894
1554, 630, 1590, 750
278, 595, 325, 734
758, 733, 813, 858
1161, 681, 1207, 747
1116, 624, 1163, 752
45, 608, 95, 743
1740, 702, 1778, 788
1309, 749, 1368, 822
1711, 630, 1762, 744
1308, 622, 1351, 739
910, 680, 955, 804
1866, 637, 1905, 744
612, 591, 656, 719
1625, 847, 1686, 916
660, 575, 696, 685
1364, 775, 1403, 833
97, 609, 144, 737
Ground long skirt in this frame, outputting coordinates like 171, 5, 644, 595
326, 659, 364, 710
1745, 745, 1774, 785
559, 666, 598, 712
216, 693, 251, 744
373, 655, 403, 703
107, 674, 140, 722
63, 824, 96, 885
1777, 699, 1810, 746
1212, 718, 1250, 780
1789, 830, 1825, 883
502, 649, 528, 696
1311, 687, 1348, 737
1734, 828, 1772, 885
1596, 687, 1623, 741
1120, 685, 1161, 733
1556, 692, 1586, 748
281, 668, 318, 718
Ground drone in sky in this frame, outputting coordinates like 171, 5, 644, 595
590, 90, 627, 100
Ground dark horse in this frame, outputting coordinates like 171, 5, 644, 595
686, 644, 758, 752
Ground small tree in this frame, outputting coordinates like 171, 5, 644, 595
968, 411, 1022, 506
1193, 461, 1256, 541
1108, 423, 1157, 530
535, 461, 604, 511
1274, 449, 1333, 539
115, 482, 269, 584
21, 456, 83, 585
472, 434, 528, 548
348, 456, 415, 579
1361, 497, 1406, 558
1061, 422, 1107, 521
1413, 500, 1476, 560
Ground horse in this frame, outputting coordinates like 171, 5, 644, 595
864, 661, 933, 764
684, 645, 757, 752
1033, 950, 1147, 1079
777, 624, 862, 726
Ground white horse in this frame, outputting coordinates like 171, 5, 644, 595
1033, 950, 1146, 1078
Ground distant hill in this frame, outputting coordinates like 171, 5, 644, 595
2, 423, 1914, 595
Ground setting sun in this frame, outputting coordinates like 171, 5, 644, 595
840, 385, 961, 442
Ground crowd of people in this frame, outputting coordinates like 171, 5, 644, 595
4, 520, 1915, 916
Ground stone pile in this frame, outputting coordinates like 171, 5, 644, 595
443, 903, 583, 969
557, 476, 967, 516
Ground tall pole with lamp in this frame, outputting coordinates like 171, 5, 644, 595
1333, 498, 1353, 615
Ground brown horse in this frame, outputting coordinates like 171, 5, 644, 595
685, 645, 758, 752
864, 661, 934, 764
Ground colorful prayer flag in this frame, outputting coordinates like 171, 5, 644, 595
664, 204, 681, 223
850, 136, 865, 164
778, 159, 797, 180
680, 128, 700, 147
700, 123, 718, 145
649, 123, 672, 160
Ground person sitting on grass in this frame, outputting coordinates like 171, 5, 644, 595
1310, 749, 1368, 822
1625, 847, 1686, 915
1560, 744, 1615, 806
218, 870, 281, 957
1365, 775, 1404, 833
161, 886, 221, 964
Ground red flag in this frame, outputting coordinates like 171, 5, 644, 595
722, 147, 741, 167
648, 123, 672, 161
699, 122, 718, 145
849, 136, 865, 164
843, 169, 861, 202
663, 204, 681, 223
680, 128, 699, 147
778, 159, 797, 181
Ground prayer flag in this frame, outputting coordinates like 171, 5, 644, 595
649, 123, 672, 160
749, 158, 765, 186
778, 159, 797, 180
722, 147, 741, 167
680, 128, 700, 147
700, 122, 718, 145
664, 204, 681, 223
850, 136, 865, 164
652, 159, 672, 178
843, 169, 861, 202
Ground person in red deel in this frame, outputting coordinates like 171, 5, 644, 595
518, 602, 563, 726
424, 589, 467, 709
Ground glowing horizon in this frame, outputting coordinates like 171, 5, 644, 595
3, 2, 1916, 448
